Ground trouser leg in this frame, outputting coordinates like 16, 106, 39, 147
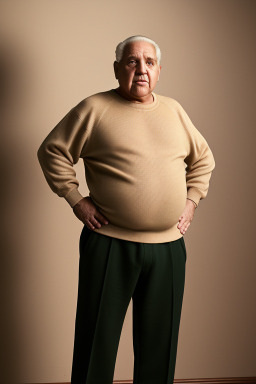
71, 227, 144, 384
132, 237, 187, 384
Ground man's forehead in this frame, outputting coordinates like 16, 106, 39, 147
123, 43, 157, 59
126, 52, 157, 60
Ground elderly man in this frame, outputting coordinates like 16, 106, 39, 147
37, 35, 215, 384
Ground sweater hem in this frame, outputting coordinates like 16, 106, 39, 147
92, 223, 183, 244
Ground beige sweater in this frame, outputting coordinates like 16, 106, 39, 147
37, 89, 215, 243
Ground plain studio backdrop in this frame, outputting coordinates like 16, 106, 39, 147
0, 0, 255, 383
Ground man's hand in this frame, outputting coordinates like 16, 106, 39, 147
73, 196, 109, 230
177, 199, 196, 235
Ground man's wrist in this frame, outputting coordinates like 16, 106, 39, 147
186, 198, 197, 208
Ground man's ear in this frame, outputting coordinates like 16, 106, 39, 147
157, 65, 162, 81
113, 61, 119, 79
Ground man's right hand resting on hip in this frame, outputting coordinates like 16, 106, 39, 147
73, 196, 109, 231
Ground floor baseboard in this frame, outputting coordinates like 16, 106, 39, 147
35, 377, 256, 384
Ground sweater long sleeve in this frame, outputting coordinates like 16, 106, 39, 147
176, 102, 216, 208
37, 89, 215, 243
37, 100, 96, 207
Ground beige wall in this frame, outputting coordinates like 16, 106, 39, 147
1, 0, 255, 383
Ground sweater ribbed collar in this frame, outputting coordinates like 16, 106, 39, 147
109, 88, 159, 111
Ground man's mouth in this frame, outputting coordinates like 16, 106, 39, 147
135, 80, 148, 85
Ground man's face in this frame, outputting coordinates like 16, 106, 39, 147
114, 40, 161, 101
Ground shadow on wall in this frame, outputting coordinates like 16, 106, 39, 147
0, 36, 39, 384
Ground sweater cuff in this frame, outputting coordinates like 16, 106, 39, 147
186, 188, 202, 208
64, 188, 85, 208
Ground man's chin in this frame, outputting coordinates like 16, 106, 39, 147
131, 85, 152, 95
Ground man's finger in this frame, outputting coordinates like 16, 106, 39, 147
95, 211, 109, 224
90, 216, 102, 228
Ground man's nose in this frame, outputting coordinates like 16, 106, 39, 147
136, 60, 147, 74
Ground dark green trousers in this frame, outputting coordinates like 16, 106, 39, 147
71, 226, 187, 384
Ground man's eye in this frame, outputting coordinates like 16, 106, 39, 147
128, 60, 155, 66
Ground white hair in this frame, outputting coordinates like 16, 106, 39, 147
115, 35, 161, 66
